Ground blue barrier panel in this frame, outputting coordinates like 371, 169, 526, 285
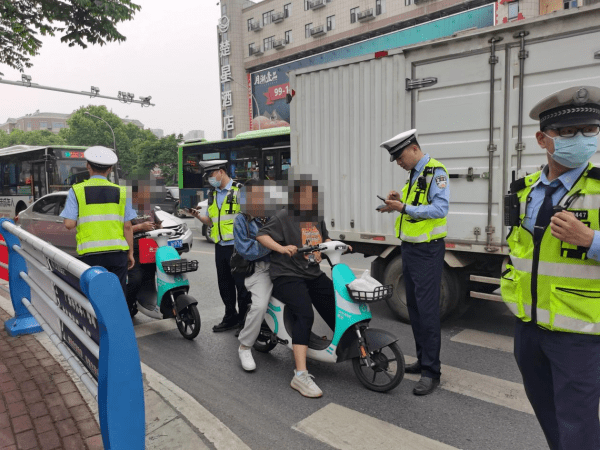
81, 267, 145, 450
0, 219, 42, 336
0, 219, 145, 450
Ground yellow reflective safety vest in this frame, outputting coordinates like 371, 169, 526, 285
207, 181, 242, 244
73, 178, 128, 255
395, 158, 448, 243
502, 163, 600, 335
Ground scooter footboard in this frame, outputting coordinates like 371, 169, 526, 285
336, 328, 399, 363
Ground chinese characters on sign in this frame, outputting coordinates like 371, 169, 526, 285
219, 15, 234, 134
254, 71, 279, 85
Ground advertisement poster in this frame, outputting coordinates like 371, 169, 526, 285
249, 4, 494, 129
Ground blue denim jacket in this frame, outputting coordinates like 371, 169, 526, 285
233, 214, 271, 262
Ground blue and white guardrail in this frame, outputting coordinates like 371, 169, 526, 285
0, 218, 144, 450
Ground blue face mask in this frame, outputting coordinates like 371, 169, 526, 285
545, 133, 598, 169
208, 176, 221, 188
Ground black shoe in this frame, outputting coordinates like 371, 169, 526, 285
405, 361, 421, 374
212, 319, 239, 332
413, 376, 440, 396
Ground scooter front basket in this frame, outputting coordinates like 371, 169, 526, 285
161, 259, 199, 274
345, 284, 393, 303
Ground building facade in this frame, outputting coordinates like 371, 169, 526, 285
218, 0, 583, 138
0, 111, 144, 134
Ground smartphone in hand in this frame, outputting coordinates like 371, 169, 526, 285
377, 195, 387, 202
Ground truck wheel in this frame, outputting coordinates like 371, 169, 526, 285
382, 255, 457, 323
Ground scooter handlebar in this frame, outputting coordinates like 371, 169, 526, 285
297, 244, 323, 254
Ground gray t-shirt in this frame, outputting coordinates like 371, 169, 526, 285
257, 209, 330, 280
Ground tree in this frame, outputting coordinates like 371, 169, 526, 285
0, 0, 141, 71
131, 134, 179, 184
0, 128, 65, 147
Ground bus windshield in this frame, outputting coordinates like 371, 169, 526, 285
178, 127, 290, 208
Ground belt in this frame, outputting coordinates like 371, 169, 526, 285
402, 238, 445, 246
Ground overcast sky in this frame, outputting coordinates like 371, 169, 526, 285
0, 0, 228, 140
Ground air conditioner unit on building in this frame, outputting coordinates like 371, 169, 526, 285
250, 45, 263, 56
273, 39, 286, 49
272, 11, 285, 23
309, 0, 326, 10
310, 25, 326, 37
358, 8, 375, 21
251, 20, 262, 31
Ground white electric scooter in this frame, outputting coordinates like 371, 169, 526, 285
254, 241, 405, 392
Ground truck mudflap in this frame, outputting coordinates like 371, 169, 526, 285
336, 327, 399, 363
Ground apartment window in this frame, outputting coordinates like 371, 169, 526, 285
350, 7, 359, 23
376, 0, 385, 15
52, 122, 64, 130
221, 56, 229, 66
285, 30, 292, 43
248, 18, 253, 31
264, 36, 275, 50
40, 122, 47, 129
221, 4, 227, 15
508, 0, 519, 18
27, 122, 31, 129
305, 0, 310, 10
284, 3, 292, 17
222, 31, 228, 41
326, 15, 335, 31
249, 43, 255, 55
263, 10, 273, 26
305, 23, 313, 38
405, 0, 413, 5
563, 0, 577, 7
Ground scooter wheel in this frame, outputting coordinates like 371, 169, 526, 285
176, 304, 201, 340
352, 342, 405, 392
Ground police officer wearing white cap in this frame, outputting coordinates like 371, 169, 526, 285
60, 146, 136, 297
502, 86, 600, 449
188, 160, 251, 332
379, 129, 450, 396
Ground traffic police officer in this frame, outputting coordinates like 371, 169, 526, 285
502, 86, 600, 449
60, 146, 136, 295
190, 160, 251, 332
379, 129, 450, 396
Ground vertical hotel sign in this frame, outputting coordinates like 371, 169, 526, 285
219, 15, 234, 134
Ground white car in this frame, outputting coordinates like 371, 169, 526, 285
16, 191, 193, 256
195, 199, 214, 243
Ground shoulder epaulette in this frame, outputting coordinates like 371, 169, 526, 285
587, 167, 600, 180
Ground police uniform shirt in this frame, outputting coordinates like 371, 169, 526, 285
204, 178, 235, 246
521, 162, 600, 262
60, 175, 137, 222
404, 154, 450, 219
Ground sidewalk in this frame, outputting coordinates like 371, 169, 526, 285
0, 306, 102, 450
0, 285, 248, 450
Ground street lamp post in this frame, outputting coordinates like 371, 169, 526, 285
84, 111, 121, 183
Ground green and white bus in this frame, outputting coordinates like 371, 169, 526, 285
178, 127, 291, 209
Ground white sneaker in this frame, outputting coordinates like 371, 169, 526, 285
239, 346, 256, 371
291, 372, 323, 398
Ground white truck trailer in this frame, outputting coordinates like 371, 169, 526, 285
288, 5, 600, 322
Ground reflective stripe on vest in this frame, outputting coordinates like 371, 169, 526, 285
73, 178, 128, 255
502, 163, 600, 335
207, 184, 241, 244
395, 158, 448, 243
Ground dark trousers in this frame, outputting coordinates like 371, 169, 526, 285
401, 239, 444, 379
215, 244, 250, 322
514, 319, 600, 450
271, 273, 336, 346
126, 259, 156, 314
80, 251, 128, 297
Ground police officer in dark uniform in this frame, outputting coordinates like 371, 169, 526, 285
379, 130, 450, 396
502, 86, 600, 449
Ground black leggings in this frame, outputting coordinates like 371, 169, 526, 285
271, 273, 336, 346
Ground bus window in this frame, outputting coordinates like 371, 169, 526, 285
280, 152, 291, 180
53, 159, 88, 189
182, 154, 204, 188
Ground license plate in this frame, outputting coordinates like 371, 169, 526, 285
168, 239, 182, 248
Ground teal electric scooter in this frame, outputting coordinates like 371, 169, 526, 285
254, 240, 405, 392
135, 229, 201, 340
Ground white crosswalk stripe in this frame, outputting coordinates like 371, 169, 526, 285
294, 403, 459, 450
451, 328, 514, 353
